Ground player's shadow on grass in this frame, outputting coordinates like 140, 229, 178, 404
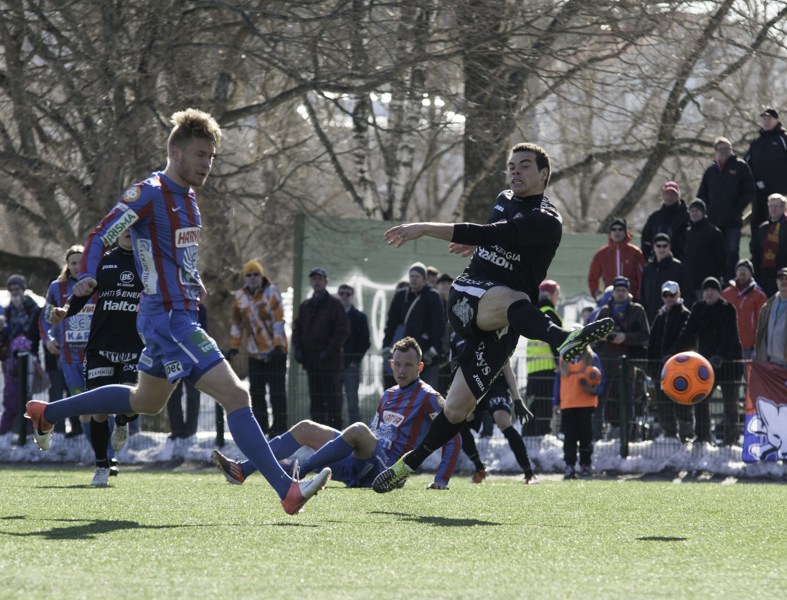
371, 511, 500, 527
637, 536, 687, 542
0, 517, 179, 540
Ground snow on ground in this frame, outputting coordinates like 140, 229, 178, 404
2, 428, 785, 480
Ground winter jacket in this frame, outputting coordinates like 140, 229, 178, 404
230, 278, 288, 359
640, 201, 691, 261
696, 155, 756, 229
755, 294, 787, 363
343, 305, 371, 368
676, 299, 743, 361
382, 283, 445, 360
745, 123, 787, 195
681, 218, 727, 292
640, 253, 695, 324
648, 301, 691, 366
751, 215, 787, 298
292, 290, 350, 372
595, 297, 650, 361
587, 231, 646, 300
721, 280, 768, 350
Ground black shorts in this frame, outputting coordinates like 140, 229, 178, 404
84, 354, 139, 390
447, 281, 519, 401
468, 378, 512, 431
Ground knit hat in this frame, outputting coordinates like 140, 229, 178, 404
702, 277, 721, 292
243, 259, 264, 277
539, 280, 559, 295
653, 233, 671, 246
613, 276, 630, 290
610, 217, 627, 232
689, 198, 707, 215
6, 274, 25, 290
409, 262, 427, 279
308, 267, 328, 278
735, 259, 754, 275
662, 181, 680, 195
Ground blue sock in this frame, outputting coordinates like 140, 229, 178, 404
43, 386, 132, 424
226, 407, 290, 499
238, 431, 302, 479
299, 432, 352, 475
81, 421, 92, 444
268, 431, 301, 460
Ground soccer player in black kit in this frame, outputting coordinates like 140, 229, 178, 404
51, 230, 142, 485
373, 143, 614, 492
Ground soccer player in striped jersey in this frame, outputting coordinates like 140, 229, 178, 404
26, 109, 329, 515
212, 337, 460, 489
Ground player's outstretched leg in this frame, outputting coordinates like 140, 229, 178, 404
25, 401, 54, 451
372, 452, 414, 493
557, 318, 614, 362
211, 449, 246, 485
281, 460, 332, 515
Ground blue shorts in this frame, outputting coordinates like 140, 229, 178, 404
136, 310, 224, 385
61, 361, 85, 393
328, 438, 387, 488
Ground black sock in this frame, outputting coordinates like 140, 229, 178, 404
460, 423, 485, 471
502, 425, 533, 477
507, 299, 569, 348
90, 417, 111, 465
115, 413, 139, 426
403, 410, 464, 470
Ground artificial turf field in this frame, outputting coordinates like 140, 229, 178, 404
0, 465, 784, 600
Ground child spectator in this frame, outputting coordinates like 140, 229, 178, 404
553, 345, 605, 479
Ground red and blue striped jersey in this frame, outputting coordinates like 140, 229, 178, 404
42, 278, 95, 365
79, 172, 202, 315
369, 378, 460, 485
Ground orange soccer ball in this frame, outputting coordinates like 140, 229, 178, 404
579, 365, 601, 388
660, 351, 715, 405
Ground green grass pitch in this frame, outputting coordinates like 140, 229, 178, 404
0, 465, 782, 600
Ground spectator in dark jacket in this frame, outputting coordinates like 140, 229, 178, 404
682, 199, 726, 301
752, 193, 787, 298
337, 283, 370, 424
744, 108, 787, 245
592, 276, 650, 441
647, 281, 692, 440
676, 277, 744, 445
292, 267, 351, 429
382, 262, 445, 390
640, 233, 694, 324
696, 136, 756, 281
641, 181, 691, 261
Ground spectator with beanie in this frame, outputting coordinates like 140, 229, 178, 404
745, 108, 787, 245
754, 267, 787, 369
752, 193, 787, 298
696, 136, 756, 281
523, 279, 562, 435
292, 267, 350, 430
588, 218, 646, 301
722, 259, 768, 361
676, 277, 743, 445
592, 276, 649, 441
682, 199, 726, 301
641, 181, 691, 261
640, 232, 694, 324
229, 259, 289, 435
648, 281, 692, 440
382, 262, 445, 390
336, 283, 370, 424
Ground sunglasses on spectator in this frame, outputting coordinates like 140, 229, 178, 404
246, 272, 260, 277
654, 243, 670, 249
338, 290, 353, 296
662, 292, 676, 298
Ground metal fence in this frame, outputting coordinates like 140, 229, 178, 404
7, 349, 754, 465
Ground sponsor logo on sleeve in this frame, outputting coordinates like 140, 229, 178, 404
122, 186, 141, 203
165, 360, 184, 378
103, 210, 139, 247
138, 353, 153, 367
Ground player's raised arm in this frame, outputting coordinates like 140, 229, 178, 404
383, 223, 455, 248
